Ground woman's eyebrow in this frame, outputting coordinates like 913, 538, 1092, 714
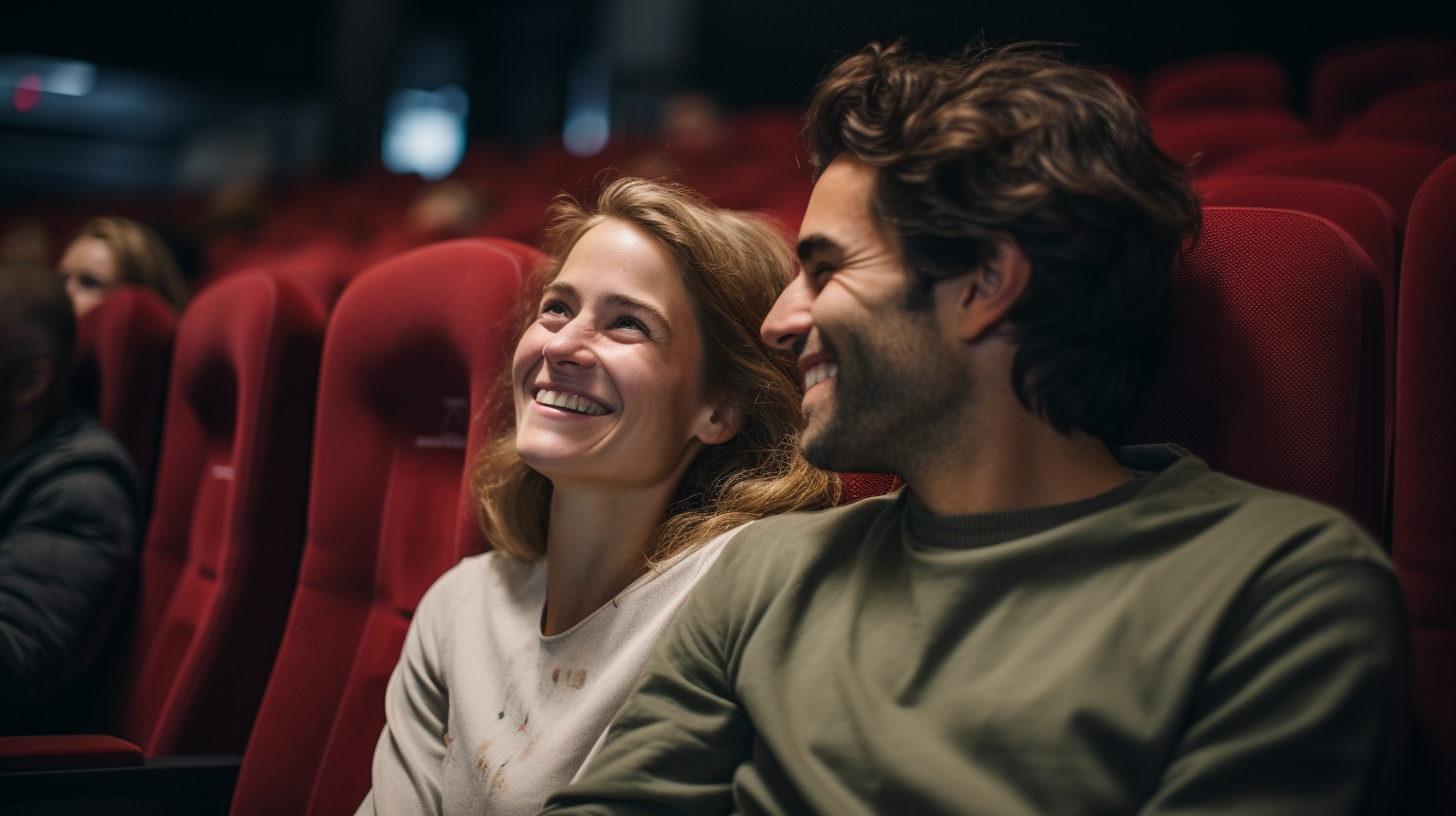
604, 292, 672, 332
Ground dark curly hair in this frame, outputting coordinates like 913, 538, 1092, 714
804, 41, 1201, 441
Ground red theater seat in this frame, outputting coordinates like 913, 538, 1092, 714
230, 239, 542, 816
1150, 110, 1312, 171
1207, 138, 1452, 226
0, 271, 325, 779
1195, 173, 1397, 304
1311, 37, 1456, 135
117, 270, 326, 756
1338, 76, 1456, 156
1141, 53, 1289, 117
1392, 156, 1456, 809
1129, 207, 1385, 538
70, 285, 177, 491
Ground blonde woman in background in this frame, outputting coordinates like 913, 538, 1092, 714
57, 217, 188, 316
356, 177, 840, 816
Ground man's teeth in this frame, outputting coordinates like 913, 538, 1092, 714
804, 362, 838, 390
535, 389, 608, 416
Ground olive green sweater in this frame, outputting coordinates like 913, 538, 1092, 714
541, 445, 1408, 816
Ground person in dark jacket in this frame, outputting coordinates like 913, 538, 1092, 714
0, 260, 141, 731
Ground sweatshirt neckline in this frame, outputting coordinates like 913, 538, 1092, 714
903, 444, 1188, 550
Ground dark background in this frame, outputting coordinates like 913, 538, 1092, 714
2, 0, 1454, 195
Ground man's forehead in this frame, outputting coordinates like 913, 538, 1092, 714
798, 154, 891, 259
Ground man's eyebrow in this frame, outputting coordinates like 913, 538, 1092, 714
797, 234, 845, 262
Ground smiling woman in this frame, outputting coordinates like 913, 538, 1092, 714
356, 177, 839, 816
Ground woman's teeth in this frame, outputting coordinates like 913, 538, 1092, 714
535, 389, 608, 416
804, 362, 838, 390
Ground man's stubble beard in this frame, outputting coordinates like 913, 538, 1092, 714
799, 317, 973, 477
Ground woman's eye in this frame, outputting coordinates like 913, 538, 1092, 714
539, 301, 568, 318
78, 275, 106, 291
612, 316, 648, 334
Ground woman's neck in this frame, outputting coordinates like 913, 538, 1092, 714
540, 481, 677, 636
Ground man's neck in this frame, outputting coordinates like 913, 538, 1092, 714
903, 397, 1131, 517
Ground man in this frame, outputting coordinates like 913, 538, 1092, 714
541, 43, 1408, 815
0, 261, 141, 731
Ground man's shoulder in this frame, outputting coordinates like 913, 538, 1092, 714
1124, 445, 1391, 579
3, 411, 139, 496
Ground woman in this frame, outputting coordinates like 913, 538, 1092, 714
357, 177, 839, 816
56, 217, 188, 317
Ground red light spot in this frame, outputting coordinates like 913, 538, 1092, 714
13, 73, 42, 112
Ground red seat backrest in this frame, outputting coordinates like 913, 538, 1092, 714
1207, 138, 1452, 226
1141, 53, 1289, 118
1392, 155, 1456, 809
71, 286, 177, 492
1311, 37, 1456, 135
231, 239, 541, 816
1128, 207, 1385, 538
116, 270, 325, 756
1150, 110, 1311, 171
1195, 173, 1398, 307
1340, 106, 1456, 155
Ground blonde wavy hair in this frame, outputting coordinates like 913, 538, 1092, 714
474, 177, 840, 564
72, 217, 188, 312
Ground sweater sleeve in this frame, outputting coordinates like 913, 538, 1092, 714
0, 464, 137, 725
1140, 521, 1410, 816
540, 545, 759, 816
356, 573, 457, 816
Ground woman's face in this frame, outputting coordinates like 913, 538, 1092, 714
512, 218, 735, 491
57, 237, 119, 317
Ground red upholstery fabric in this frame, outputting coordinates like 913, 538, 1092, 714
115, 270, 326, 756
1141, 53, 1288, 117
1341, 106, 1456, 154
1128, 207, 1385, 537
1392, 156, 1456, 807
1196, 173, 1398, 286
1207, 138, 1452, 225
71, 285, 177, 490
1311, 37, 1456, 134
0, 734, 143, 772
839, 473, 901, 503
231, 239, 542, 816
1150, 110, 1311, 171
1194, 176, 1399, 479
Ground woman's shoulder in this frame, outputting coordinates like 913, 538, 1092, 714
416, 549, 546, 620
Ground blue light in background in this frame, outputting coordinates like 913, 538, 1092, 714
382, 84, 469, 181
563, 52, 611, 157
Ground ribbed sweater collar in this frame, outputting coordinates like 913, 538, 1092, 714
902, 444, 1189, 550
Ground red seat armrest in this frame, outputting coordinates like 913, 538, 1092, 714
0, 735, 144, 772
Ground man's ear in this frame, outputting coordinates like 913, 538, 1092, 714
695, 398, 743, 447
943, 232, 1032, 343
11, 358, 57, 409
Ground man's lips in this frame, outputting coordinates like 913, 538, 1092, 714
801, 358, 838, 391
533, 387, 611, 416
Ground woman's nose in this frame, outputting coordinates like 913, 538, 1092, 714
760, 269, 815, 352
542, 319, 597, 368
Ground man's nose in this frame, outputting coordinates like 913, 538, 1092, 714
761, 270, 814, 352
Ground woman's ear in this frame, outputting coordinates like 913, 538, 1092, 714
694, 399, 743, 446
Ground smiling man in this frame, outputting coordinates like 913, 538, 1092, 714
540, 43, 1409, 816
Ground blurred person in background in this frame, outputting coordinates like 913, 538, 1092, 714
355, 177, 838, 816
57, 216, 188, 318
0, 218, 52, 267
0, 261, 141, 732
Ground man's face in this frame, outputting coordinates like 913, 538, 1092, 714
760, 155, 973, 475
